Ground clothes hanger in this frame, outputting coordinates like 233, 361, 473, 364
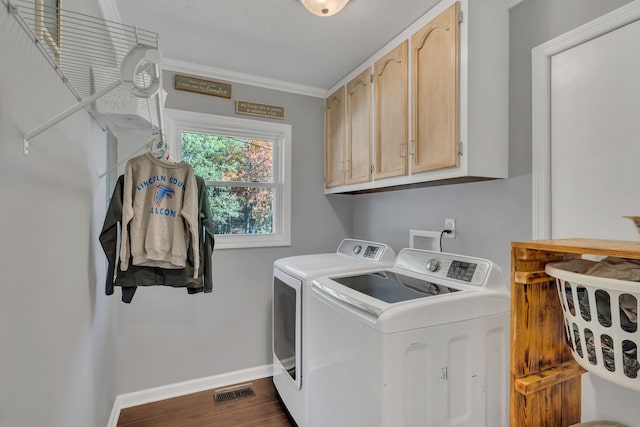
149, 132, 168, 160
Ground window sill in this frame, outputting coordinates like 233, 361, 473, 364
214, 234, 291, 250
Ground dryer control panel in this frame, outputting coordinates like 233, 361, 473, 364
337, 239, 394, 263
394, 249, 491, 287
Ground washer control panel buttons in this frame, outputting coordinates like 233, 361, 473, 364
426, 258, 441, 272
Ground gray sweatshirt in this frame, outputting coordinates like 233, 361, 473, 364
120, 153, 200, 278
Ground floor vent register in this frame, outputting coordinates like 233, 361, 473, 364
213, 382, 256, 404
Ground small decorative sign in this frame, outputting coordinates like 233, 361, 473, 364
174, 74, 232, 99
235, 100, 285, 119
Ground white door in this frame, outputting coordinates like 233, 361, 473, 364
550, 18, 640, 240
548, 14, 640, 425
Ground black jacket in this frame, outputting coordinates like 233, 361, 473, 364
99, 174, 215, 303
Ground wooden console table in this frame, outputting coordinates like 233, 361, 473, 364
510, 238, 640, 426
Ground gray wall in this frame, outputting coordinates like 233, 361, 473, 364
352, 0, 634, 423
1, 0, 633, 424
353, 0, 631, 276
112, 71, 352, 394
0, 1, 116, 426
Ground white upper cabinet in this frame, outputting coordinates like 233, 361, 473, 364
324, 0, 509, 194
375, 41, 408, 180
325, 86, 346, 188
411, 3, 459, 175
346, 68, 373, 185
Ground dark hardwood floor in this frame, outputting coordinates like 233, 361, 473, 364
117, 377, 295, 427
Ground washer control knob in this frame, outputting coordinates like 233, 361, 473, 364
353, 245, 362, 254
426, 258, 441, 272
426, 282, 440, 295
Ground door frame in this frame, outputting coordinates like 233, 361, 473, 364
531, 1, 640, 239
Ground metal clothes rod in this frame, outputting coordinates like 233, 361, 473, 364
23, 80, 122, 155
97, 133, 166, 179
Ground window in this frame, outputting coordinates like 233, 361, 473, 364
165, 109, 291, 249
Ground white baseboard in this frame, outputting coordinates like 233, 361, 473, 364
106, 364, 274, 427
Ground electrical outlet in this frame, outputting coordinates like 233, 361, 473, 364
444, 218, 456, 238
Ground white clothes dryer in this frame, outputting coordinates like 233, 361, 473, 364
307, 248, 511, 427
272, 239, 396, 426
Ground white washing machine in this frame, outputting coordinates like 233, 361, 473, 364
307, 248, 511, 427
272, 239, 396, 426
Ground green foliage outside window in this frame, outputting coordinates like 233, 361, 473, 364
181, 132, 274, 235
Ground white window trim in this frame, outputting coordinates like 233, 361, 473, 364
165, 108, 292, 249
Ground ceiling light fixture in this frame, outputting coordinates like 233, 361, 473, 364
300, 0, 349, 17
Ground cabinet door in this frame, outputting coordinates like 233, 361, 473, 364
411, 2, 459, 174
374, 40, 408, 180
346, 68, 372, 185
325, 86, 346, 188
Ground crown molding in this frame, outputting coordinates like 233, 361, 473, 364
162, 57, 328, 99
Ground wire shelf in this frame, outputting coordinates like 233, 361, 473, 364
3, 0, 164, 154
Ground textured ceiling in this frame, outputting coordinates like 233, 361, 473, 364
113, 0, 443, 91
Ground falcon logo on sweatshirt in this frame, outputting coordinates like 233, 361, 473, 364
154, 183, 175, 206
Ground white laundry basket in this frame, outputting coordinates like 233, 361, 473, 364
545, 262, 640, 391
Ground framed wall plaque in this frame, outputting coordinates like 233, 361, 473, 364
174, 74, 232, 99
236, 100, 285, 119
